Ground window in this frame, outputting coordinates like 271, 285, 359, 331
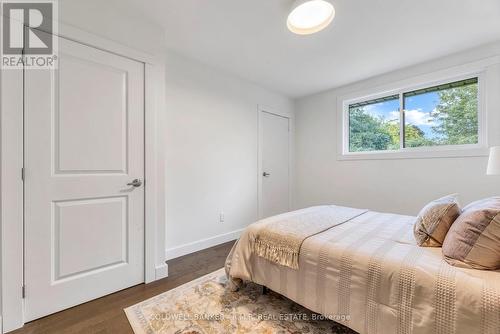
403, 78, 478, 148
348, 95, 400, 152
346, 77, 481, 155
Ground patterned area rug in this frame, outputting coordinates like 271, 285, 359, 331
125, 268, 358, 334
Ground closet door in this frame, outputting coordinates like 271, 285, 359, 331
261, 111, 290, 218
24, 35, 145, 321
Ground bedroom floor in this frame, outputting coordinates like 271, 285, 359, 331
10, 241, 236, 334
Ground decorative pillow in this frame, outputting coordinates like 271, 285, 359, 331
413, 194, 461, 247
442, 197, 500, 270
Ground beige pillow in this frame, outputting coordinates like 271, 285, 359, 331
442, 197, 500, 270
413, 194, 461, 247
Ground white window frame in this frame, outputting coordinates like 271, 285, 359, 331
337, 64, 490, 160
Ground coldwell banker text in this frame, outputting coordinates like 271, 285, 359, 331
1, 0, 58, 69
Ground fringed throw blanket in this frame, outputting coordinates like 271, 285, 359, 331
254, 206, 367, 269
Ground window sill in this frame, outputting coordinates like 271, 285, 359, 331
337, 145, 489, 161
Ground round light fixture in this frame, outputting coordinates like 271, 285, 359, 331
287, 0, 335, 35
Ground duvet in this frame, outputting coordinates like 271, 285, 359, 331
225, 206, 500, 334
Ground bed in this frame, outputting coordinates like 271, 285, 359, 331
225, 205, 500, 334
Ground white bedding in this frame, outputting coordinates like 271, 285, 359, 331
226, 206, 500, 334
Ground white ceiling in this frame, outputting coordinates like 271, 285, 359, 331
122, 0, 500, 98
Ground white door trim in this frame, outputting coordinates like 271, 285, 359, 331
0, 23, 167, 332
257, 105, 294, 219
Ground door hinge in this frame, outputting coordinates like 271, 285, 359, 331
22, 285, 26, 298
21, 167, 25, 181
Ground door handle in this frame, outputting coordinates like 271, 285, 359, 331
127, 179, 143, 187
263, 172, 271, 177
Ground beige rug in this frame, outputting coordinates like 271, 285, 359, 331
125, 268, 357, 334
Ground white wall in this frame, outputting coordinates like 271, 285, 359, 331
295, 42, 500, 216
164, 51, 294, 258
60, 0, 296, 260
59, 0, 166, 56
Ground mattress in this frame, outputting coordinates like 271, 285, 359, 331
226, 206, 500, 334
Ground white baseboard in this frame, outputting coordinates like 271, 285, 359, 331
155, 263, 169, 280
165, 229, 243, 260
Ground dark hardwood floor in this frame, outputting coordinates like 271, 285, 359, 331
11, 241, 236, 334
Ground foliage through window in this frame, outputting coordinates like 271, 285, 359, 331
348, 78, 479, 153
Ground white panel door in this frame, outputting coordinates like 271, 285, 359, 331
261, 111, 290, 218
24, 36, 145, 321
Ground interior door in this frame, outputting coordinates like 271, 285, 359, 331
24, 35, 145, 321
261, 111, 290, 218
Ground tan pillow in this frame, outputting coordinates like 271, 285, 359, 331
413, 194, 461, 247
442, 197, 500, 270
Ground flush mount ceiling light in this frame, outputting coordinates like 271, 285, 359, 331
287, 0, 335, 35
